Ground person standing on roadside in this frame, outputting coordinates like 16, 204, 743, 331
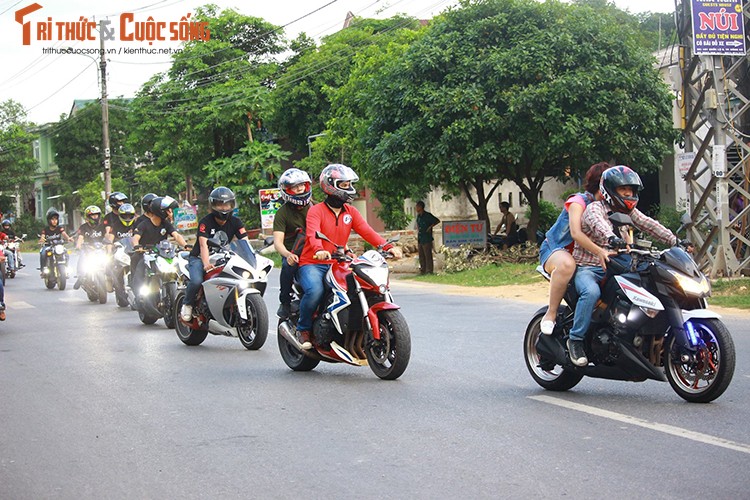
415, 201, 439, 275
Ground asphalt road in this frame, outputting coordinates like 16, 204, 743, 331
1, 254, 749, 499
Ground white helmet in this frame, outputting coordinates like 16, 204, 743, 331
278, 168, 312, 206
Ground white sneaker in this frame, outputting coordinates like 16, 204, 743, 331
180, 304, 193, 322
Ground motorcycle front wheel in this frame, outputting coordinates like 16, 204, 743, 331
173, 293, 208, 346
665, 318, 736, 403
96, 275, 107, 304
523, 312, 583, 391
277, 319, 320, 371
162, 283, 176, 329
366, 309, 411, 380
238, 293, 268, 350
57, 264, 66, 290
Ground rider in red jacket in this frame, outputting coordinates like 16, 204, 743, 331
295, 164, 402, 349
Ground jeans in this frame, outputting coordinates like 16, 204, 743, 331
3, 250, 15, 271
297, 263, 330, 332
569, 266, 606, 341
185, 256, 205, 306
279, 258, 297, 305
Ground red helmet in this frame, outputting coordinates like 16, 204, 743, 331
600, 165, 643, 213
320, 164, 359, 203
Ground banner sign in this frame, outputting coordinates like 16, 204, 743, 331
259, 188, 282, 230
691, 0, 746, 56
442, 220, 487, 248
172, 204, 198, 231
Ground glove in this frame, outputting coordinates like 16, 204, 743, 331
607, 236, 627, 249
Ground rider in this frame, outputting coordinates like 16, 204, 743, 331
568, 165, 678, 366
180, 187, 248, 322
272, 168, 313, 319
104, 203, 137, 244
38, 208, 73, 276
538, 162, 611, 335
73, 205, 105, 290
131, 196, 188, 305
0, 219, 17, 272
134, 193, 158, 229
103, 192, 129, 241
295, 164, 402, 350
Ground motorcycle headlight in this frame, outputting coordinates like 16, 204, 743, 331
668, 270, 711, 296
54, 245, 65, 254
156, 259, 177, 274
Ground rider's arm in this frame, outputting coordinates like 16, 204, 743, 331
75, 233, 83, 250
569, 202, 610, 267
198, 236, 211, 270
273, 231, 291, 258
131, 233, 141, 246
306, 205, 330, 260
170, 230, 187, 248
630, 209, 678, 246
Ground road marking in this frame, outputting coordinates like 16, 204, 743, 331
529, 394, 750, 455
58, 297, 81, 303
8, 301, 34, 309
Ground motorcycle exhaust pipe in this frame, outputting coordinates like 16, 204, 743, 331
278, 320, 304, 351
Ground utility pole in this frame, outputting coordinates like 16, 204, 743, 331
99, 20, 111, 199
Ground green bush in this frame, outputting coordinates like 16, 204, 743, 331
12, 213, 44, 240
527, 199, 560, 233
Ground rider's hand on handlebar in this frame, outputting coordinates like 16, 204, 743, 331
314, 250, 331, 261
387, 246, 403, 259
607, 236, 627, 250
678, 239, 695, 254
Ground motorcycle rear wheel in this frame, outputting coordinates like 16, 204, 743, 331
162, 284, 176, 329
238, 294, 268, 350
524, 312, 583, 391
366, 309, 411, 380
665, 318, 735, 403
174, 293, 208, 345
277, 319, 320, 371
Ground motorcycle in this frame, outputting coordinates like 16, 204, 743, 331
277, 232, 411, 380
112, 237, 134, 308
40, 237, 70, 290
524, 212, 735, 403
78, 242, 109, 304
2, 234, 26, 279
134, 240, 181, 327
173, 232, 272, 350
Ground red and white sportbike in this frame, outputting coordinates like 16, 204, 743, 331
174, 232, 273, 350
277, 232, 411, 380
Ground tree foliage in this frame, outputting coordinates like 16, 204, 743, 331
0, 99, 37, 196
127, 6, 285, 201
53, 99, 135, 191
357, 0, 677, 234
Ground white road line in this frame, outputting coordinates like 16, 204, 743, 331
7, 301, 35, 309
529, 394, 750, 455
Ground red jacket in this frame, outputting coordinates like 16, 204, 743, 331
299, 202, 386, 266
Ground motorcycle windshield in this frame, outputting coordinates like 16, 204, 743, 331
230, 239, 257, 269
118, 236, 135, 253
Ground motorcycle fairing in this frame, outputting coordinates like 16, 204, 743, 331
682, 309, 721, 321
614, 276, 664, 311
236, 287, 261, 320
326, 266, 352, 333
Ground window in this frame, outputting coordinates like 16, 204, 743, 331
33, 140, 40, 160
508, 193, 513, 207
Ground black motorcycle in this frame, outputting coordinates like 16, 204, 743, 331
134, 240, 180, 327
40, 237, 70, 291
78, 242, 109, 304
524, 213, 735, 403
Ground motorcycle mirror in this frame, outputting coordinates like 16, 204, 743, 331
315, 231, 332, 243
21, 233, 27, 239
263, 236, 274, 247
217, 230, 229, 246
386, 234, 401, 244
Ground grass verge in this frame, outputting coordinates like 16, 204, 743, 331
710, 278, 750, 309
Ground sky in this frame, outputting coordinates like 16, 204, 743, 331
1, 0, 678, 125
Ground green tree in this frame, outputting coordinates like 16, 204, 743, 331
359, 0, 677, 235
0, 100, 37, 197
128, 6, 284, 203
269, 16, 423, 155
53, 99, 135, 191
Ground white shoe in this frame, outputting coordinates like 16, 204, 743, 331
180, 304, 193, 322
540, 320, 555, 335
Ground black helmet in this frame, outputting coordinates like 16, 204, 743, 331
208, 186, 236, 221
600, 165, 643, 214
108, 192, 129, 211
1, 219, 10, 228
46, 207, 60, 224
149, 196, 178, 220
141, 193, 158, 214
